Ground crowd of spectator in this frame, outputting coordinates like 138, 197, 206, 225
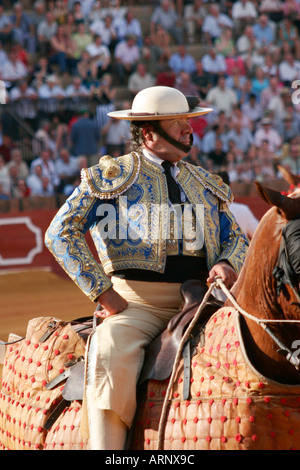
1, 0, 300, 202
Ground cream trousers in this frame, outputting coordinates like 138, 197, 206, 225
86, 276, 183, 431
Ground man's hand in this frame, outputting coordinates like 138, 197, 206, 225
207, 261, 237, 289
95, 287, 128, 319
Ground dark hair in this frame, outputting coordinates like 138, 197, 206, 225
129, 121, 152, 152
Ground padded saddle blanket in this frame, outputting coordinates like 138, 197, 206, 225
0, 316, 92, 450
131, 307, 300, 450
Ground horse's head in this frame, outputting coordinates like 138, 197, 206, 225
231, 179, 300, 383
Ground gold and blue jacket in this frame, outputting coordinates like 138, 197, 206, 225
45, 152, 248, 302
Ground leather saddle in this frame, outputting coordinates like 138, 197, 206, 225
138, 279, 222, 386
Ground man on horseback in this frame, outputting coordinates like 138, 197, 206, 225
45, 86, 248, 450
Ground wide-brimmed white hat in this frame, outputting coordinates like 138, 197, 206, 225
108, 86, 213, 120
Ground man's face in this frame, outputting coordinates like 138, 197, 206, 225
145, 118, 193, 162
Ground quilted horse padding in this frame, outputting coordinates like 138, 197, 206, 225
0, 316, 90, 450
131, 307, 300, 450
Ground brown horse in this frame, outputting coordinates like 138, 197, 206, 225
130, 182, 300, 450
0, 181, 300, 450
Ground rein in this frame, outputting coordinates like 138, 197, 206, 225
156, 276, 300, 450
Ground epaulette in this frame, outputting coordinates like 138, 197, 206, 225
81, 152, 141, 199
182, 162, 233, 204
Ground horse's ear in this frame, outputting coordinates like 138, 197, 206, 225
277, 164, 300, 187
255, 181, 284, 207
255, 181, 300, 220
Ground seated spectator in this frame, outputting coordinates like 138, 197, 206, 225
37, 11, 57, 56
183, 0, 206, 44
241, 92, 263, 127
37, 74, 65, 119
215, 28, 236, 58
201, 48, 227, 85
184, 145, 203, 166
71, 1, 85, 26
92, 14, 118, 52
114, 34, 140, 85
65, 76, 91, 118
55, 148, 80, 193
256, 138, 278, 163
49, 25, 77, 75
30, 0, 46, 35
278, 16, 299, 53
6, 147, 29, 182
232, 0, 257, 32
128, 62, 155, 97
88, 0, 107, 24
201, 123, 229, 155
10, 2, 36, 55
202, 3, 233, 45
261, 52, 278, 77
150, 0, 183, 45
9, 78, 38, 130
174, 71, 200, 97
223, 151, 239, 182
86, 34, 112, 79
236, 25, 263, 72
281, 140, 300, 174
0, 154, 11, 195
148, 25, 172, 70
0, 4, 13, 46
254, 117, 282, 152
282, 0, 300, 19
252, 14, 275, 50
207, 138, 227, 170
31, 147, 60, 190
267, 86, 292, 121
168, 44, 197, 75
71, 21, 93, 61
225, 66, 247, 101
27, 163, 54, 196
251, 66, 269, 102
31, 55, 54, 88
191, 60, 212, 99
64, 12, 77, 37
155, 64, 176, 87
226, 120, 253, 153
76, 50, 99, 90
106, 0, 128, 25
101, 116, 131, 156
11, 177, 31, 198
32, 119, 53, 156
0, 134, 16, 163
1, 47, 28, 90
52, 0, 69, 24
276, 114, 299, 143
115, 10, 143, 46
206, 75, 238, 115
278, 52, 300, 86
259, 0, 284, 22
260, 75, 280, 109
231, 103, 253, 130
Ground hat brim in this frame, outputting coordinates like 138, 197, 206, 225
107, 106, 213, 121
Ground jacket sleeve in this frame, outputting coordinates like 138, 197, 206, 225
217, 206, 249, 274
45, 183, 113, 302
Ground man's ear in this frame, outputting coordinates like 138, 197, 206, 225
142, 124, 155, 142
